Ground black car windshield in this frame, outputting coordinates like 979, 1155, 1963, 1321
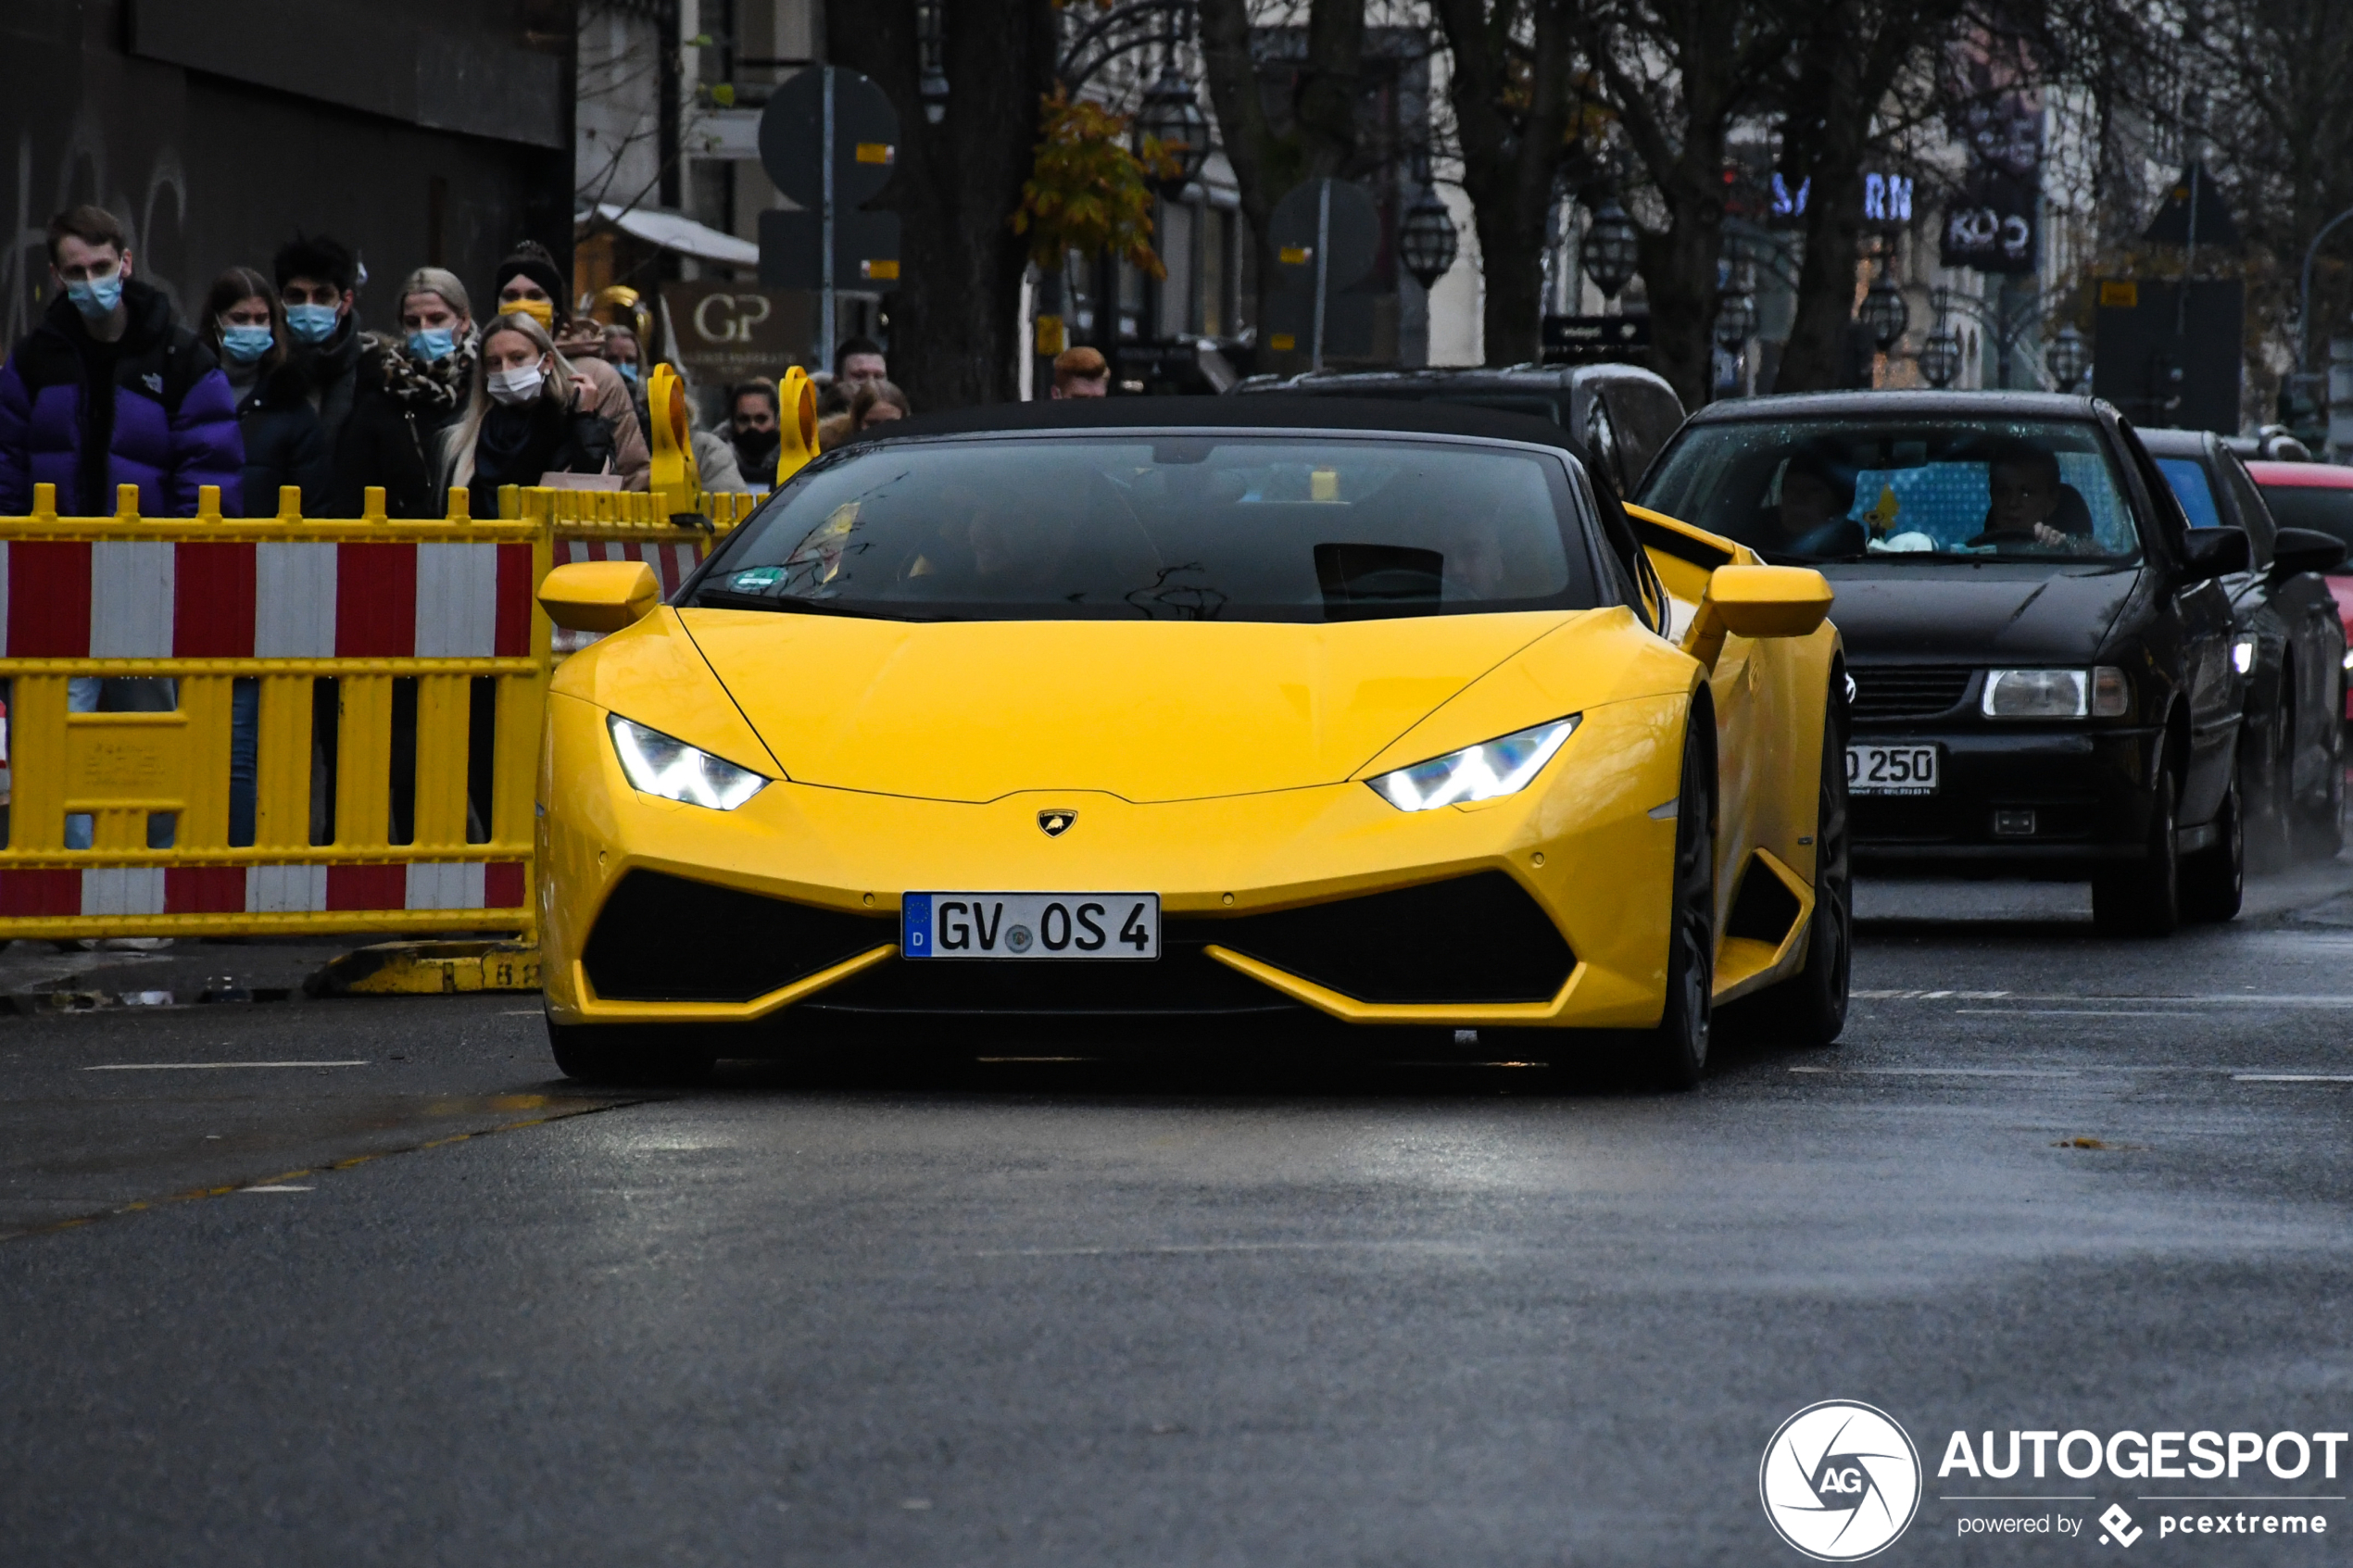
1641, 416, 2143, 566
691, 433, 1599, 621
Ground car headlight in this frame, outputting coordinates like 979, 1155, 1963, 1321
1367, 716, 1580, 811
1981, 667, 2130, 720
2232, 634, 2258, 675
2339, 646, 2352, 674
608, 715, 768, 809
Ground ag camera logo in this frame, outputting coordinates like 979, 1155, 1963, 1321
1761, 1400, 1923, 1561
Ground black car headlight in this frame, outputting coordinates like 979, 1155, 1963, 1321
1366, 716, 1580, 811
1980, 667, 2130, 720
608, 715, 768, 809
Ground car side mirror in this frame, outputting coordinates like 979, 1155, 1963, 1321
2178, 526, 2250, 583
1681, 564, 1834, 669
539, 560, 661, 633
2270, 526, 2347, 579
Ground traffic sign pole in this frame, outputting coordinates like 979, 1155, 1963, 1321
1311, 179, 1331, 371
821, 66, 837, 373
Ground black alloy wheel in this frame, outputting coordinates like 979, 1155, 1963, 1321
1743, 688, 1852, 1047
2180, 776, 2245, 923
1646, 707, 1718, 1089
2092, 768, 2181, 936
548, 1021, 717, 1085
2251, 700, 2296, 872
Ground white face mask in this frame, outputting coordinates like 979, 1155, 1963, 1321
486, 362, 546, 407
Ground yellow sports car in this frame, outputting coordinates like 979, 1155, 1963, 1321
534, 399, 1847, 1087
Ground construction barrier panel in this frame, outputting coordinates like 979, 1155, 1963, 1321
0, 482, 547, 939
0, 466, 770, 948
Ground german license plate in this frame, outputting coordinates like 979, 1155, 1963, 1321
900, 893, 1160, 959
1845, 743, 1940, 796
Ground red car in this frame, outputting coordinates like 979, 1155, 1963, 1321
2248, 460, 2353, 720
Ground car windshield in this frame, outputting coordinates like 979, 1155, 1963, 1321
2255, 484, 2353, 572
691, 433, 1599, 621
1641, 416, 2143, 566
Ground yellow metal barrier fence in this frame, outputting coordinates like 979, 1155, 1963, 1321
0, 483, 547, 940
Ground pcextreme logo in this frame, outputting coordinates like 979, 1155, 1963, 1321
1761, 1400, 1925, 1562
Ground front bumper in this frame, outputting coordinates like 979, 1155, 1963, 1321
1851, 721, 2162, 876
538, 691, 1690, 1032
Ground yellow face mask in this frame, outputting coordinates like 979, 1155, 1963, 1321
501, 295, 555, 328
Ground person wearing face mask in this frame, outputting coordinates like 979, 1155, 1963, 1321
0, 207, 243, 861
199, 267, 331, 517
489, 242, 648, 490
0, 205, 242, 518
442, 312, 617, 519
272, 234, 366, 455
333, 268, 480, 517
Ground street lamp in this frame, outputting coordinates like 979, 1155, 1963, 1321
2045, 323, 2091, 392
1861, 267, 1910, 352
915, 0, 949, 123
1134, 65, 1209, 195
1398, 186, 1459, 291
1581, 199, 1641, 302
1919, 326, 1962, 388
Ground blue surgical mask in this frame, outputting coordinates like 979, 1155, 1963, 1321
285, 303, 341, 344
219, 324, 274, 363
617, 361, 639, 383
65, 273, 123, 320
406, 327, 457, 363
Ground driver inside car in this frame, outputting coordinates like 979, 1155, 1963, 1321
1969, 445, 2099, 554
1766, 454, 1866, 558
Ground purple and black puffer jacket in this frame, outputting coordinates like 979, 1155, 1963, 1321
0, 278, 243, 517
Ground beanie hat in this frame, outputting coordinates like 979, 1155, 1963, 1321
494, 241, 567, 308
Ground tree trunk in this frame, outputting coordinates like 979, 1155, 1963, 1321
1199, 0, 1365, 358
1639, 194, 1726, 407
825, 0, 1057, 409
1775, 0, 1957, 392
1435, 0, 1579, 367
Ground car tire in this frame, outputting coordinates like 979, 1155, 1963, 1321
1743, 691, 1852, 1047
1645, 707, 1717, 1090
2092, 768, 2180, 936
2250, 701, 2296, 872
2296, 713, 2346, 858
2180, 777, 2245, 923
547, 1022, 717, 1086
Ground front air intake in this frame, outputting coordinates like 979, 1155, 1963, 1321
582, 871, 894, 1002
1205, 871, 1574, 1005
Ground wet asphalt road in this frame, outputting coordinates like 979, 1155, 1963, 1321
6, 863, 2353, 1566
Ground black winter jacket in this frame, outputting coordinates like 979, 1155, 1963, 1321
234, 361, 333, 517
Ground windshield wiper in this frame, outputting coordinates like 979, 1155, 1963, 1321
692, 588, 947, 621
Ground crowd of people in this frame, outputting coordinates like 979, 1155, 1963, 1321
0, 206, 928, 521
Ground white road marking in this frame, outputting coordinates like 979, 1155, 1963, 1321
1788, 1066, 2080, 1077
82, 1061, 369, 1071
2233, 1073, 2353, 1084
1863, 991, 2353, 1007
1957, 1009, 2176, 1017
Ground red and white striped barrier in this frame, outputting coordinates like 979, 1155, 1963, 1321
0, 861, 530, 918
0, 538, 538, 659
555, 536, 706, 596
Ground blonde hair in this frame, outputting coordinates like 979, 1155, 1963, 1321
445, 311, 581, 492
397, 266, 471, 320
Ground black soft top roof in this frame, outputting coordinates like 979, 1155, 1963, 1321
1682, 389, 2107, 423
842, 394, 1583, 457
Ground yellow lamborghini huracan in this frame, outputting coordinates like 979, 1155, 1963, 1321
534, 398, 1847, 1088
